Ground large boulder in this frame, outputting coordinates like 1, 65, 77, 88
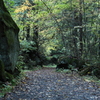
0, 0, 19, 73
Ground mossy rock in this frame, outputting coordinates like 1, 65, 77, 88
5, 72, 14, 81
5, 30, 14, 47
0, 60, 6, 82
0, 60, 14, 82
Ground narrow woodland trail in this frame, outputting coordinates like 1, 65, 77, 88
1, 67, 100, 100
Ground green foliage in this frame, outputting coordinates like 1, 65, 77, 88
4, 0, 15, 13
0, 71, 25, 97
0, 60, 6, 82
6, 72, 14, 81
16, 56, 25, 70
19, 40, 38, 69
0, 84, 12, 97
5, 0, 100, 77
56, 68, 72, 74
54, 3, 70, 12
20, 40, 36, 52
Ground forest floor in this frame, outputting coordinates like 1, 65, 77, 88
1, 67, 100, 100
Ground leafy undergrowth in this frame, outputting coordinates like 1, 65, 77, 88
0, 66, 43, 98
0, 67, 100, 100
0, 71, 25, 98
43, 64, 57, 68
82, 75, 100, 86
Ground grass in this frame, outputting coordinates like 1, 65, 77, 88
82, 75, 100, 85
43, 64, 56, 68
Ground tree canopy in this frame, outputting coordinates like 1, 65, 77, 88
3, 0, 100, 76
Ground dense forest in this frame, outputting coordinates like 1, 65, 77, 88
0, 0, 100, 98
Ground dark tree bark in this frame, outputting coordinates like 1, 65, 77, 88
79, 0, 83, 56
33, 25, 43, 67
26, 24, 30, 41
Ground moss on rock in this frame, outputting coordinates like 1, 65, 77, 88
0, 0, 20, 73
0, 60, 15, 82
5, 30, 14, 47
0, 60, 6, 82
6, 72, 14, 81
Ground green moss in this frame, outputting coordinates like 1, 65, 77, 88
0, 9, 19, 30
0, 60, 14, 82
5, 31, 14, 46
0, 60, 6, 82
0, 7, 19, 46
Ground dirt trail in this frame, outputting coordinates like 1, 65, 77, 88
1, 67, 100, 100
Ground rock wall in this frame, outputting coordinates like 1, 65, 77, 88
0, 0, 19, 72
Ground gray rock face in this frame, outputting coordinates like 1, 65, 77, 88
0, 0, 19, 72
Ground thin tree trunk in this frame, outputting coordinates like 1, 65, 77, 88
79, 0, 83, 56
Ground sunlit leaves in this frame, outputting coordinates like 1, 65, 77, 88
54, 4, 70, 10
15, 6, 31, 13
20, 40, 36, 52
4, 0, 15, 8
14, 0, 32, 13
35, 11, 48, 19
5, 0, 100, 58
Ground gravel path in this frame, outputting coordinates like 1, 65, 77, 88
1, 68, 100, 100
